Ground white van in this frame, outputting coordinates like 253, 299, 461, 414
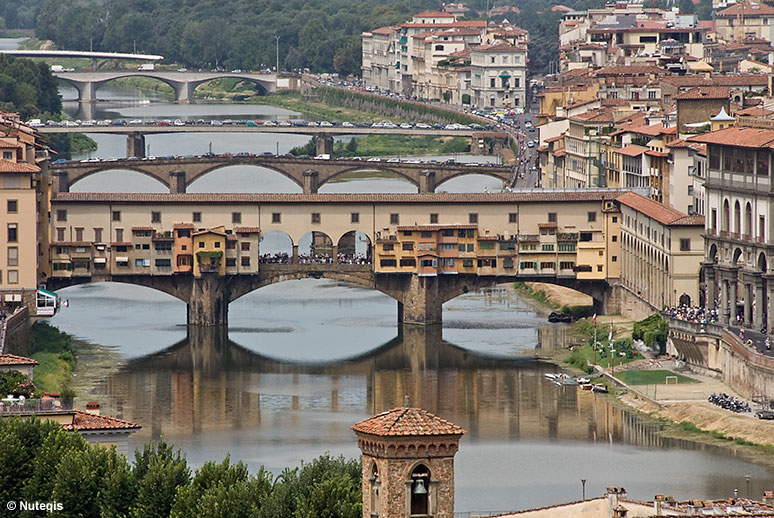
138, 64, 155, 71
50, 65, 65, 73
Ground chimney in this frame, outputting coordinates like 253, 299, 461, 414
85, 401, 100, 416
654, 494, 664, 516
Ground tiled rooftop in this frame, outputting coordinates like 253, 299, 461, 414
0, 354, 38, 366
616, 192, 704, 226
688, 126, 774, 149
351, 407, 465, 437
53, 191, 632, 204
0, 159, 39, 173
63, 410, 142, 432
674, 86, 730, 100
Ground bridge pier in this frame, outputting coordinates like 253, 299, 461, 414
170, 170, 187, 193
127, 133, 146, 159
316, 135, 334, 156
419, 170, 436, 193
174, 81, 196, 103
188, 274, 229, 325
396, 276, 444, 325
72, 81, 98, 103
303, 170, 319, 194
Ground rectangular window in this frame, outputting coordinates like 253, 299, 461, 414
587, 211, 597, 222
380, 259, 397, 267
421, 231, 432, 238
152, 211, 161, 223
382, 243, 394, 251
56, 209, 67, 221
462, 259, 474, 267
402, 242, 414, 251
226, 240, 236, 250
612, 256, 617, 262
7, 247, 18, 266
241, 257, 251, 267
579, 232, 592, 242
6, 200, 17, 213
680, 238, 691, 251
112, 211, 121, 222
542, 244, 554, 251
311, 213, 321, 224
56, 228, 65, 241
135, 258, 145, 267
154, 241, 172, 251
612, 216, 618, 223
155, 258, 172, 267
467, 243, 475, 252
214, 242, 221, 248
509, 213, 518, 223
442, 229, 454, 237
7, 270, 18, 284
560, 261, 575, 270
612, 235, 618, 242
430, 213, 438, 224
7, 223, 17, 242
520, 261, 535, 269
597, 265, 603, 272
241, 242, 250, 251
503, 258, 514, 268
540, 262, 554, 270
558, 243, 576, 252
390, 213, 399, 225
500, 241, 515, 251
198, 242, 205, 248
272, 213, 281, 223
226, 258, 237, 267
94, 228, 103, 242
193, 212, 202, 222
458, 244, 465, 252
399, 258, 416, 267
232, 212, 241, 224
548, 212, 557, 223
479, 241, 495, 250
75, 228, 84, 241
351, 212, 360, 223
469, 213, 478, 224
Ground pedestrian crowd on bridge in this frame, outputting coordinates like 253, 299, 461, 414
337, 253, 371, 265
259, 253, 291, 264
662, 305, 718, 324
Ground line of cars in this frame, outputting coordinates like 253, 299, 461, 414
28, 118, 495, 130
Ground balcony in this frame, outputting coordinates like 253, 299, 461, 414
557, 232, 579, 241
0, 397, 74, 414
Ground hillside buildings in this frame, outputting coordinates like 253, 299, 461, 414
362, 11, 528, 108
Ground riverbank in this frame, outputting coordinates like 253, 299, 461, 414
28, 322, 76, 395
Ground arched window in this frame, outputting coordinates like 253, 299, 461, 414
370, 462, 381, 516
734, 200, 741, 235
410, 464, 430, 516
745, 202, 753, 238
722, 199, 730, 232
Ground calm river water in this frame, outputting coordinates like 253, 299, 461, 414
39, 80, 774, 512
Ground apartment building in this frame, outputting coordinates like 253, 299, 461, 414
470, 43, 528, 108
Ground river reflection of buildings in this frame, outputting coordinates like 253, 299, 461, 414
91, 325, 666, 448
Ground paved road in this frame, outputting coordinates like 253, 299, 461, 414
729, 325, 774, 358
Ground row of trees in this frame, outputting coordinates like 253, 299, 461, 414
34, 0, 440, 75
0, 417, 362, 518
0, 0, 45, 30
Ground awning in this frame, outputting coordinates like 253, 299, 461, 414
499, 73, 511, 78
93, 257, 107, 264
37, 288, 58, 298
115, 256, 129, 262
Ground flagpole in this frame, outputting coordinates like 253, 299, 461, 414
593, 314, 597, 367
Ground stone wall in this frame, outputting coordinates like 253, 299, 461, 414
613, 283, 657, 321
2, 306, 30, 356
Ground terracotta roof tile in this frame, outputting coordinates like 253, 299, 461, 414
616, 192, 703, 226
616, 145, 648, 157
63, 410, 141, 432
173, 222, 195, 229
675, 86, 730, 100
234, 226, 260, 233
131, 226, 154, 231
370, 26, 398, 35
0, 159, 39, 173
688, 126, 774, 148
351, 407, 465, 437
0, 354, 38, 366
53, 191, 632, 204
717, 3, 774, 16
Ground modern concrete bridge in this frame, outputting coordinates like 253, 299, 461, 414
52, 70, 276, 103
50, 155, 515, 194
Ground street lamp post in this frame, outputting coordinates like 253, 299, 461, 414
275, 36, 280, 73
745, 475, 751, 498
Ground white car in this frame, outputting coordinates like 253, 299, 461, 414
342, 121, 354, 127
128, 119, 143, 125
399, 123, 412, 129
173, 119, 186, 126
415, 123, 431, 129
319, 121, 333, 127
366, 157, 381, 162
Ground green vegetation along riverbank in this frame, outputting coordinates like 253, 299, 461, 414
28, 322, 77, 395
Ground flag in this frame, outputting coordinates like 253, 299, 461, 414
592, 313, 597, 324
608, 323, 613, 342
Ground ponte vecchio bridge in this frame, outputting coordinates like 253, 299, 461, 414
45, 190, 627, 326
50, 156, 516, 194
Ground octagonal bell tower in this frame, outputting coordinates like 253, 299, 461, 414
351, 407, 465, 518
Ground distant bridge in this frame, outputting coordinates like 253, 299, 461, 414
0, 50, 163, 61
51, 155, 515, 194
51, 70, 276, 103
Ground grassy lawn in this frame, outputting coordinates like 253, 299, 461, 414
567, 341, 641, 373
614, 369, 698, 385
31, 351, 74, 394
251, 91, 404, 123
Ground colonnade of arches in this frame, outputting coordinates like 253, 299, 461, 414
703, 242, 773, 333
717, 197, 765, 242
259, 230, 372, 265
620, 232, 676, 308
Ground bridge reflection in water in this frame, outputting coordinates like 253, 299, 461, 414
90, 324, 666, 450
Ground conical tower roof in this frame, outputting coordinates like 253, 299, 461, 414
351, 407, 465, 437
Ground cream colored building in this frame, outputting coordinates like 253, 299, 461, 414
618, 192, 704, 308
470, 43, 528, 108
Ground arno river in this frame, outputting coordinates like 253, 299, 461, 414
41, 80, 774, 513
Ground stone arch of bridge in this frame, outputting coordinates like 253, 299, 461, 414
317, 165, 420, 190
188, 77, 269, 96
61, 73, 180, 99
184, 161, 305, 191
228, 270, 382, 302
46, 276, 192, 304
59, 165, 171, 191
434, 170, 510, 190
